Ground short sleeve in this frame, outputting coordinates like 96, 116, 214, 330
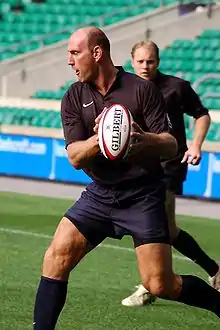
141, 81, 170, 134
180, 81, 209, 118
61, 89, 87, 147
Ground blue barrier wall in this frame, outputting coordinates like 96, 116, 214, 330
0, 133, 220, 199
183, 151, 220, 199
0, 134, 91, 185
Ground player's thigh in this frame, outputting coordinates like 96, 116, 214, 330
135, 243, 181, 298
165, 189, 177, 236
43, 217, 94, 280
165, 180, 182, 240
136, 242, 173, 284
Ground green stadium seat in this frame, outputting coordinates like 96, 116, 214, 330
185, 129, 194, 141
172, 39, 193, 49
0, 3, 10, 14
0, 52, 16, 60
201, 29, 220, 39
203, 98, 220, 110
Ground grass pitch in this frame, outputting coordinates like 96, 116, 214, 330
0, 192, 219, 329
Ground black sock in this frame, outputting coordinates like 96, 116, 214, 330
33, 276, 68, 330
172, 230, 219, 277
177, 275, 220, 317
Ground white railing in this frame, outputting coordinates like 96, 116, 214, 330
0, 97, 60, 111
192, 73, 220, 92
192, 73, 220, 111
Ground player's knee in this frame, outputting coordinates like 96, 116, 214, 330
145, 274, 182, 299
43, 241, 75, 279
144, 276, 173, 299
146, 277, 167, 298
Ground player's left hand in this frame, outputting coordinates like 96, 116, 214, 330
128, 122, 150, 159
93, 108, 107, 134
181, 145, 201, 165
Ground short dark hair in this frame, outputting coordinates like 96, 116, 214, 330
88, 28, 110, 54
131, 41, 160, 60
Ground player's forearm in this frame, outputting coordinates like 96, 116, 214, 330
192, 114, 211, 149
145, 132, 178, 159
67, 136, 100, 170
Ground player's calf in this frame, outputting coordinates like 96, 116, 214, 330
33, 217, 91, 329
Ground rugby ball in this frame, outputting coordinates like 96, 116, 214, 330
98, 104, 133, 160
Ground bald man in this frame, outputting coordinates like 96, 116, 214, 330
33, 27, 220, 329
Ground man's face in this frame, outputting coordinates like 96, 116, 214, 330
131, 46, 159, 80
68, 33, 98, 83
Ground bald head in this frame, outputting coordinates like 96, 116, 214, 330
68, 26, 113, 83
69, 26, 110, 54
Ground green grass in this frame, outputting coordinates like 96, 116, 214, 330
0, 192, 220, 329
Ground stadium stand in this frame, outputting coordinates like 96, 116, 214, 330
1, 105, 220, 142
0, 97, 63, 138
1, 1, 219, 99
0, 0, 211, 61
0, 0, 163, 60
34, 80, 74, 101
2, 27, 215, 143
0, 5, 220, 144
33, 29, 220, 103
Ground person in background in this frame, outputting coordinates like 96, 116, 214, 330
122, 40, 220, 307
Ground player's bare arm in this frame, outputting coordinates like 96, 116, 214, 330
67, 135, 100, 169
130, 122, 177, 159
182, 114, 211, 165
193, 114, 211, 149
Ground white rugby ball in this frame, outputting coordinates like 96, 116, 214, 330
98, 104, 133, 160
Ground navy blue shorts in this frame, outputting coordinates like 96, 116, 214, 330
65, 180, 170, 248
163, 176, 183, 195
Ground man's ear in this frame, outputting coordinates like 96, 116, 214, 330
93, 45, 102, 62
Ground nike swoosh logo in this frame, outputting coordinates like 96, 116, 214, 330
83, 101, 94, 108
